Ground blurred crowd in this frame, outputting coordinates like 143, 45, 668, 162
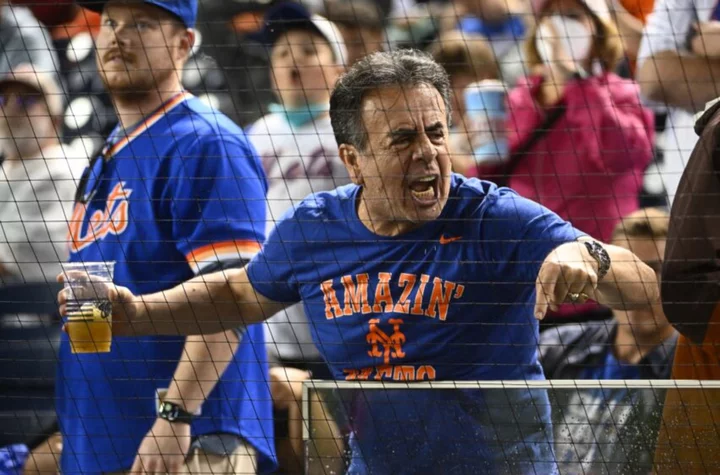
0, 0, 705, 472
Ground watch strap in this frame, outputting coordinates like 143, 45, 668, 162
584, 240, 611, 281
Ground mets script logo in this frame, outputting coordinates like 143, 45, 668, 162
69, 182, 133, 253
367, 318, 406, 364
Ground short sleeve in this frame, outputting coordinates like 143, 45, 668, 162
637, 0, 695, 67
246, 209, 302, 304
171, 135, 268, 274
478, 190, 585, 283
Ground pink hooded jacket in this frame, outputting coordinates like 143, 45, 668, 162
504, 72, 654, 242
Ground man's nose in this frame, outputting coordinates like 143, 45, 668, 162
102, 24, 131, 50
412, 134, 438, 162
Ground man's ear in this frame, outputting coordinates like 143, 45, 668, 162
176, 28, 195, 63
339, 144, 364, 185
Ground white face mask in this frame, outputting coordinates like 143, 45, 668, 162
535, 15, 593, 68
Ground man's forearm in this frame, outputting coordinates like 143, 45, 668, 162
638, 51, 720, 112
133, 267, 285, 336
595, 244, 659, 310
164, 330, 240, 413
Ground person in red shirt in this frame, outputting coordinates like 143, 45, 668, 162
500, 0, 654, 244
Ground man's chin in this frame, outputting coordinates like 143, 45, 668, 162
101, 74, 154, 96
411, 198, 448, 222
406, 206, 444, 225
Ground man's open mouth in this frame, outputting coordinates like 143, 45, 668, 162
408, 175, 438, 205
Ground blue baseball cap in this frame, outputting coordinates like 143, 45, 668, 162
253, 2, 347, 65
78, 0, 197, 29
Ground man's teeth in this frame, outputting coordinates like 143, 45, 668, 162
411, 186, 436, 200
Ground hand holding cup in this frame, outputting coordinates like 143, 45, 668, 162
57, 262, 135, 352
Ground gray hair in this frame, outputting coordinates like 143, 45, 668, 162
329, 49, 452, 151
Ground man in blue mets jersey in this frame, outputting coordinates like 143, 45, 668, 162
57, 0, 275, 473
60, 49, 659, 473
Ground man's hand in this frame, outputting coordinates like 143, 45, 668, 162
691, 22, 720, 58
534, 241, 599, 320
56, 272, 139, 336
130, 418, 191, 474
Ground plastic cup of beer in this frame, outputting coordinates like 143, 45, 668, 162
61, 261, 115, 354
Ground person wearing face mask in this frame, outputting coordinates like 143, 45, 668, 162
245, 3, 350, 471
484, 0, 655, 321
504, 0, 654, 245
503, 0, 654, 244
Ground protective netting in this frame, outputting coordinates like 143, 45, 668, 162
0, 0, 717, 474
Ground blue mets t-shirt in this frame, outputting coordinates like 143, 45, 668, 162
57, 93, 275, 474
247, 174, 584, 473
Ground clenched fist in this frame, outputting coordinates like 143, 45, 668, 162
534, 241, 599, 320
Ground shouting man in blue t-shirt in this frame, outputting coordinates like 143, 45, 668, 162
60, 49, 659, 473
57, 0, 275, 474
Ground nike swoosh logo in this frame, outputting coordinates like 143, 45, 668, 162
439, 235, 462, 245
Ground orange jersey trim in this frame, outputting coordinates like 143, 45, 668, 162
106, 91, 193, 159
185, 240, 262, 272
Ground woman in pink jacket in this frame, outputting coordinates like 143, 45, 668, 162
502, 0, 654, 243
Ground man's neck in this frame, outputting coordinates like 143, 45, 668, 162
357, 192, 417, 237
613, 323, 676, 364
111, 80, 184, 130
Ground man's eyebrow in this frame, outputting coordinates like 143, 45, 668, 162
425, 122, 444, 133
388, 127, 417, 141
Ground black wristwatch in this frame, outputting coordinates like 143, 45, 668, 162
158, 401, 193, 425
584, 240, 611, 282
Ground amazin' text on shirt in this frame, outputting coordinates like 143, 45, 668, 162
321, 272, 465, 321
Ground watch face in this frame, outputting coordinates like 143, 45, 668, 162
163, 403, 179, 421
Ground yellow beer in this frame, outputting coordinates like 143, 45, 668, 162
66, 301, 112, 353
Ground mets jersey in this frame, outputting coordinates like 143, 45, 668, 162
247, 174, 582, 473
247, 112, 349, 362
57, 92, 276, 474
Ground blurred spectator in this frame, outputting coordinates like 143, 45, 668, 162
636, 0, 720, 204
0, 2, 57, 77
495, 0, 653, 323
501, 0, 653, 244
540, 207, 676, 474
452, 0, 528, 85
0, 64, 81, 285
428, 30, 500, 175
245, 2, 349, 471
323, 0, 386, 66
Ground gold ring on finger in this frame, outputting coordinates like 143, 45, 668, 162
569, 292, 589, 302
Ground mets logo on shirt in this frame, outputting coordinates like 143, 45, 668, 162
68, 182, 133, 253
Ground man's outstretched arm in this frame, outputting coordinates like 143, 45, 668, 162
59, 266, 289, 336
